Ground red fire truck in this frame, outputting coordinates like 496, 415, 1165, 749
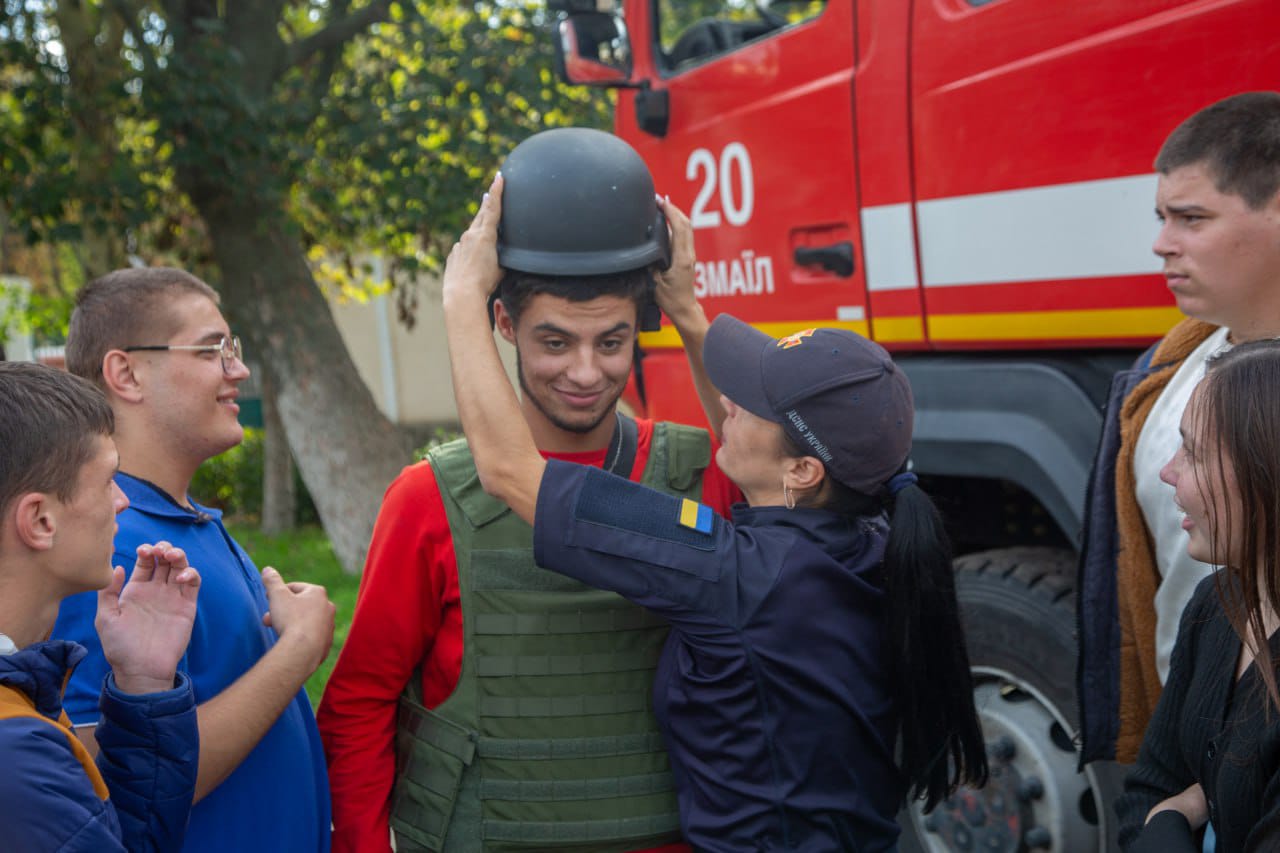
550, 1, 1280, 850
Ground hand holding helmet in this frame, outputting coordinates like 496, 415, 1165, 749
652, 195, 702, 330
442, 174, 506, 308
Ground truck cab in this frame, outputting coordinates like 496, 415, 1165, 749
550, 1, 1280, 851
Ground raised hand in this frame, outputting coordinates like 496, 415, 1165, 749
443, 173, 505, 306
96, 542, 201, 695
653, 195, 702, 328
260, 566, 336, 675
652, 194, 722, 434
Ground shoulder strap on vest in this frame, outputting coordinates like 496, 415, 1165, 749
428, 438, 510, 529
0, 683, 109, 801
611, 414, 640, 481
654, 422, 711, 492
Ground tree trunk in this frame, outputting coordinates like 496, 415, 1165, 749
197, 197, 413, 573
154, 0, 414, 572
259, 370, 297, 536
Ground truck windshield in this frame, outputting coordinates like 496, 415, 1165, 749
657, 0, 827, 72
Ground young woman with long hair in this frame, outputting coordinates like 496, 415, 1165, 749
440, 175, 987, 851
1118, 338, 1280, 852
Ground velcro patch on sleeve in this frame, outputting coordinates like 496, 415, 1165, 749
678, 499, 713, 534
574, 468, 718, 551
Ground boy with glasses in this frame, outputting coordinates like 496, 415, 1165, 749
53, 267, 336, 852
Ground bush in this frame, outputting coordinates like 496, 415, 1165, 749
191, 428, 319, 525
414, 425, 463, 460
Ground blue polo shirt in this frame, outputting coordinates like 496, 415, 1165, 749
53, 473, 331, 852
533, 460, 903, 852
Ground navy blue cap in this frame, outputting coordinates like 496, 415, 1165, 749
703, 314, 914, 494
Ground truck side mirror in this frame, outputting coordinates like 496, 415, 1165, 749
554, 13, 633, 87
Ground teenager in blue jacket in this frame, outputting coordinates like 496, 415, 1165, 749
0, 362, 200, 852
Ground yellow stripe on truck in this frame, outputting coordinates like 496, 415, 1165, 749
926, 306, 1182, 342
870, 316, 925, 343
639, 319, 870, 350
638, 306, 1179, 350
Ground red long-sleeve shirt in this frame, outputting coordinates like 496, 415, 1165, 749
318, 420, 740, 853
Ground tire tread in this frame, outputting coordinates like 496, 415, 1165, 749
954, 546, 1075, 607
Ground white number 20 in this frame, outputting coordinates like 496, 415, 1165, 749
686, 142, 754, 229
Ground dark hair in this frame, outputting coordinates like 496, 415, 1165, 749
1155, 91, 1280, 209
1196, 339, 1280, 712
783, 434, 988, 810
67, 267, 220, 387
497, 268, 651, 326
0, 362, 115, 520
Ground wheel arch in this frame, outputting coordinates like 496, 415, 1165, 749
899, 357, 1114, 543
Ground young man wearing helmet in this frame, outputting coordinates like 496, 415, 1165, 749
318, 128, 739, 853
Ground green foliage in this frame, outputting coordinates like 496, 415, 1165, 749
0, 276, 76, 344
0, 1, 616, 571
414, 425, 463, 460
296, 2, 614, 318
227, 523, 360, 706
0, 1, 614, 324
191, 428, 320, 526
0, 7, 154, 263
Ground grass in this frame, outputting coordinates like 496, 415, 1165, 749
227, 523, 361, 706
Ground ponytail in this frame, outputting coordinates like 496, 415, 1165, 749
782, 429, 989, 810
884, 479, 988, 810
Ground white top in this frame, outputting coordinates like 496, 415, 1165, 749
1133, 325, 1231, 683
0, 632, 17, 656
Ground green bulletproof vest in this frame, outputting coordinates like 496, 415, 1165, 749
392, 420, 712, 853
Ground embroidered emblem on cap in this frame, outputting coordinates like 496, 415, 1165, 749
777, 328, 816, 349
677, 498, 714, 534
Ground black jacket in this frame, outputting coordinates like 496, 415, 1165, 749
1117, 576, 1280, 852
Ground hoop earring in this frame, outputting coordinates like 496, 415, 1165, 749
783, 482, 796, 510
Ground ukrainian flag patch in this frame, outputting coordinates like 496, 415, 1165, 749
678, 499, 714, 535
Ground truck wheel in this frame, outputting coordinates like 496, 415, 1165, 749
898, 547, 1124, 853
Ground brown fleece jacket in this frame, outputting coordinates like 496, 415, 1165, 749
1114, 317, 1219, 762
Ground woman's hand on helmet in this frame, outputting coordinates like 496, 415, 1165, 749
443, 173, 505, 306
654, 195, 702, 328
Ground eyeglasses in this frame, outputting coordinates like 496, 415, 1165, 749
124, 335, 244, 376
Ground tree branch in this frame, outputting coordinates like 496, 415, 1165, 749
285, 0, 393, 72
107, 0, 158, 75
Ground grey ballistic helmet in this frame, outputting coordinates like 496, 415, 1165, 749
497, 127, 671, 329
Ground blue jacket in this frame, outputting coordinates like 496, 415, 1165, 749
1075, 346, 1159, 765
0, 640, 197, 852
1076, 318, 1219, 765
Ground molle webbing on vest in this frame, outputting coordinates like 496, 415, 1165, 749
391, 423, 709, 853
0, 683, 109, 801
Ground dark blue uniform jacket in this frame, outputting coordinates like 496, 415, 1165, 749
535, 460, 903, 852
0, 640, 198, 852
1076, 344, 1159, 765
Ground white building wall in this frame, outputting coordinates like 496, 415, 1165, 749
328, 279, 519, 426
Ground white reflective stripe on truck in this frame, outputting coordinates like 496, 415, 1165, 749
861, 173, 1163, 290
